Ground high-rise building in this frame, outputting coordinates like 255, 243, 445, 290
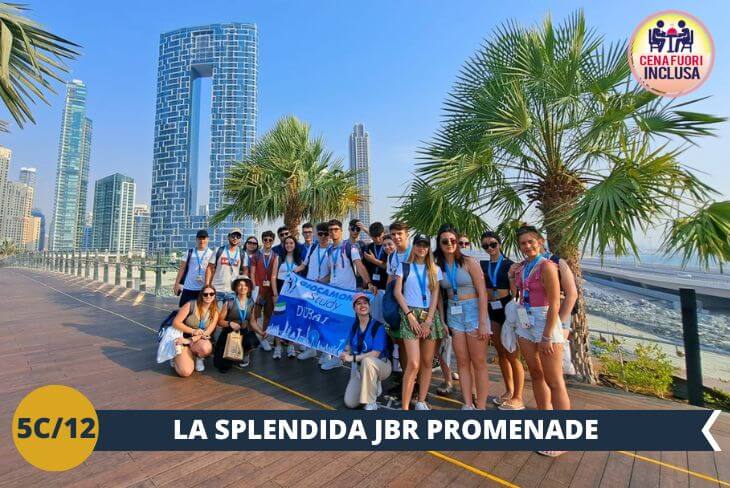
91, 174, 135, 253
19, 167, 37, 194
349, 123, 372, 226
133, 204, 151, 252
0, 146, 34, 246
81, 212, 93, 251
150, 23, 258, 251
50, 80, 92, 251
31, 208, 46, 251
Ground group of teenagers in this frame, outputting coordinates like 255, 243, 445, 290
164, 219, 578, 455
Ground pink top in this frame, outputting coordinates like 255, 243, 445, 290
515, 258, 556, 307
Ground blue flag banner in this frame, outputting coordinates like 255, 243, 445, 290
94, 410, 722, 451
267, 275, 369, 355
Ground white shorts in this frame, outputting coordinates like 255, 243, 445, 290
514, 306, 565, 344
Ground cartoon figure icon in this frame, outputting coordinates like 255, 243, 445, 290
649, 20, 667, 52
675, 20, 694, 52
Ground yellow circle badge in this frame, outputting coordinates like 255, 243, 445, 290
628, 10, 714, 97
12, 385, 99, 471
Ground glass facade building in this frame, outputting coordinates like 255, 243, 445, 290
91, 174, 136, 253
150, 23, 258, 251
133, 204, 151, 252
349, 123, 372, 225
50, 80, 92, 251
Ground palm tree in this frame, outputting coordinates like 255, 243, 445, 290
394, 11, 728, 382
211, 116, 364, 237
0, 239, 18, 256
0, 3, 79, 132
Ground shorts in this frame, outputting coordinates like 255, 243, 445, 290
398, 307, 445, 341
514, 306, 565, 344
370, 293, 385, 324
216, 291, 233, 303
562, 313, 573, 330
179, 288, 200, 307
487, 296, 512, 324
447, 298, 479, 333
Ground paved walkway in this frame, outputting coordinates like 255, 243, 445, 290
1, 267, 728, 487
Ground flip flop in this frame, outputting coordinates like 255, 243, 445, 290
537, 450, 566, 457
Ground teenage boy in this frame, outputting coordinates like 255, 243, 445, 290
297, 222, 332, 361
207, 228, 249, 302
250, 230, 279, 352
320, 219, 377, 370
386, 221, 411, 379
362, 222, 388, 323
301, 223, 314, 250
174, 230, 215, 307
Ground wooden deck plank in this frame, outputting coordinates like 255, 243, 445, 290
629, 451, 661, 488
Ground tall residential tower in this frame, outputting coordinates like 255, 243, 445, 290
91, 173, 136, 253
50, 80, 92, 250
349, 124, 372, 225
150, 23, 258, 251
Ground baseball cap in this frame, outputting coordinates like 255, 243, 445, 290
351, 293, 370, 306
228, 228, 243, 237
412, 234, 431, 246
196, 230, 209, 239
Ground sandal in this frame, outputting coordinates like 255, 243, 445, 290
492, 392, 513, 406
537, 450, 566, 458
436, 382, 453, 395
498, 400, 525, 410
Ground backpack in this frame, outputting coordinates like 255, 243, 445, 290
542, 253, 580, 314
178, 249, 193, 285
157, 310, 178, 342
211, 246, 246, 277
382, 262, 410, 332
347, 319, 395, 361
301, 242, 319, 277
328, 241, 357, 275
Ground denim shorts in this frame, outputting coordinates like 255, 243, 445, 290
447, 298, 480, 333
216, 291, 233, 303
514, 306, 565, 344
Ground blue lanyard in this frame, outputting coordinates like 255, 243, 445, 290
284, 257, 294, 274
262, 252, 272, 272
194, 249, 205, 276
354, 319, 375, 355
392, 246, 411, 273
331, 243, 346, 277
445, 261, 459, 300
197, 308, 208, 329
225, 247, 239, 273
521, 255, 544, 308
234, 296, 249, 324
374, 245, 383, 260
487, 255, 504, 289
316, 246, 329, 277
413, 263, 428, 307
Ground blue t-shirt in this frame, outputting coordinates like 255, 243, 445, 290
348, 319, 388, 357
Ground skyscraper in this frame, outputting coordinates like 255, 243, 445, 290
19, 167, 37, 194
50, 80, 92, 251
349, 123, 372, 225
91, 173, 135, 253
31, 208, 46, 251
0, 146, 34, 246
133, 204, 151, 252
150, 23, 258, 251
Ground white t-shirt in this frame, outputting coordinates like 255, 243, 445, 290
209, 246, 249, 290
387, 247, 412, 276
328, 241, 361, 290
182, 248, 214, 291
277, 255, 298, 281
305, 244, 331, 281
396, 262, 443, 309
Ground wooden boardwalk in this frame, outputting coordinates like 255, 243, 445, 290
1, 267, 728, 488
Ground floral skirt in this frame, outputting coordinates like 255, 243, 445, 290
397, 307, 445, 341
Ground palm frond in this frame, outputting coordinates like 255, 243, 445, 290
661, 201, 730, 271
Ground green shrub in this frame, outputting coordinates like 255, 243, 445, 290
595, 340, 675, 398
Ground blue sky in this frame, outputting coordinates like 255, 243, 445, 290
2, 0, 729, 248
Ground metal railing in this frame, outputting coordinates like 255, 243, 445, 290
6, 251, 178, 297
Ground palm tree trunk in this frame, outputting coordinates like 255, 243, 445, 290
541, 173, 597, 383
284, 206, 302, 240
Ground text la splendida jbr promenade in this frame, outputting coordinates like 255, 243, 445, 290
95, 410, 720, 452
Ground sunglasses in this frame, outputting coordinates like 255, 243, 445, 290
328, 227, 341, 232
458, 241, 470, 247
317, 231, 329, 237
263, 237, 274, 243
279, 232, 290, 238
201, 292, 215, 297
303, 230, 313, 234
246, 241, 258, 245
482, 242, 499, 250
349, 226, 360, 232
229, 235, 241, 240
440, 238, 456, 246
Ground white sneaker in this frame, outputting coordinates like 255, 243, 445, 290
169, 359, 175, 368
287, 345, 297, 358
195, 358, 205, 372
319, 353, 332, 365
461, 404, 476, 410
364, 403, 378, 410
272, 346, 282, 359
321, 356, 343, 371
260, 339, 272, 352
414, 401, 430, 411
298, 348, 318, 360
240, 353, 251, 368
